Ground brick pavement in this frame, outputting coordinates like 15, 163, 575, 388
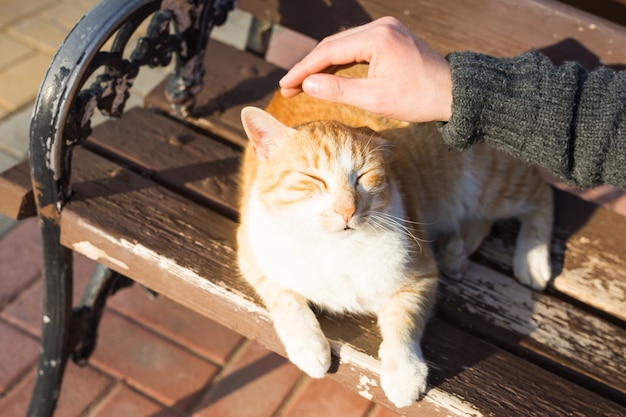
0, 1, 625, 416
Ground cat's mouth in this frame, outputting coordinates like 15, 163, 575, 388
342, 225, 355, 231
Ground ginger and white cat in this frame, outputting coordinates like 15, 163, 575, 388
236, 65, 553, 408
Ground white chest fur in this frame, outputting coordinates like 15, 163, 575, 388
244, 189, 411, 315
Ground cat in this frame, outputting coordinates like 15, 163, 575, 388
236, 64, 553, 408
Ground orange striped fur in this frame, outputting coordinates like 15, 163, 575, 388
236, 64, 553, 408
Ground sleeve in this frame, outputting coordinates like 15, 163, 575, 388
436, 50, 626, 189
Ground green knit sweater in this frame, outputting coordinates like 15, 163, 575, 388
437, 50, 626, 189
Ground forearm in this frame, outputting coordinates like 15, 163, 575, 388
437, 50, 626, 189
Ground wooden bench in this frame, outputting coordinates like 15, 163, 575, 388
1, 0, 625, 415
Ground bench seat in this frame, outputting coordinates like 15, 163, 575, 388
59, 103, 626, 415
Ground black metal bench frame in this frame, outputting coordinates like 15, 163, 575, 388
27, 1, 233, 415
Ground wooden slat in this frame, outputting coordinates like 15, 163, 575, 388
60, 146, 626, 416
438, 264, 626, 403
237, 0, 626, 66
144, 40, 284, 148
0, 160, 35, 220
86, 107, 242, 219
85, 107, 626, 403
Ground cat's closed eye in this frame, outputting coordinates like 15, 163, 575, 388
297, 171, 328, 191
277, 171, 327, 197
357, 168, 386, 191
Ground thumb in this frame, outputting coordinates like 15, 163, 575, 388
302, 74, 364, 106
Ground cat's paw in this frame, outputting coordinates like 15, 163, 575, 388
438, 260, 467, 281
513, 243, 551, 291
437, 237, 469, 281
379, 343, 428, 408
285, 334, 331, 379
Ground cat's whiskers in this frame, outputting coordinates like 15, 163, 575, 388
369, 211, 428, 254
366, 220, 422, 256
377, 211, 432, 228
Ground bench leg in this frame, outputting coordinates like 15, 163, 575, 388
26, 220, 73, 417
26, 241, 135, 416
71, 264, 134, 365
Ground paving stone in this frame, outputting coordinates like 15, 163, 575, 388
281, 377, 372, 417
0, 218, 42, 310
0, 104, 33, 160
90, 311, 220, 412
88, 383, 179, 417
192, 341, 302, 417
41, 1, 92, 31
0, 361, 113, 417
7, 16, 69, 56
0, 320, 39, 395
369, 405, 404, 417
0, 150, 19, 173
0, 33, 32, 71
0, 0, 55, 30
0, 52, 51, 111
108, 285, 244, 365
1, 253, 96, 336
61, 0, 100, 12
0, 214, 17, 237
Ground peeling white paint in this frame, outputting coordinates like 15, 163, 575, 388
72, 218, 267, 320
120, 239, 266, 315
330, 342, 483, 416
330, 342, 381, 373
426, 388, 485, 417
72, 240, 129, 271
356, 374, 377, 400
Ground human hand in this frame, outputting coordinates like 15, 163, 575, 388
279, 16, 452, 123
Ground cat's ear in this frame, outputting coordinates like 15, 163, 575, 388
241, 107, 295, 161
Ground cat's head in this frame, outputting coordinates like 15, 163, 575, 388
241, 107, 394, 235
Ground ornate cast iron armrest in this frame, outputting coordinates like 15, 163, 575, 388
27, 1, 233, 416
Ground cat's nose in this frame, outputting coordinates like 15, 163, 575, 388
335, 205, 356, 223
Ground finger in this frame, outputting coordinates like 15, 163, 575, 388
301, 74, 387, 114
279, 30, 378, 89
279, 16, 401, 90
280, 86, 303, 98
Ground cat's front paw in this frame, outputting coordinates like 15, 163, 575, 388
379, 343, 428, 408
513, 243, 551, 291
285, 334, 331, 379
437, 235, 469, 281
